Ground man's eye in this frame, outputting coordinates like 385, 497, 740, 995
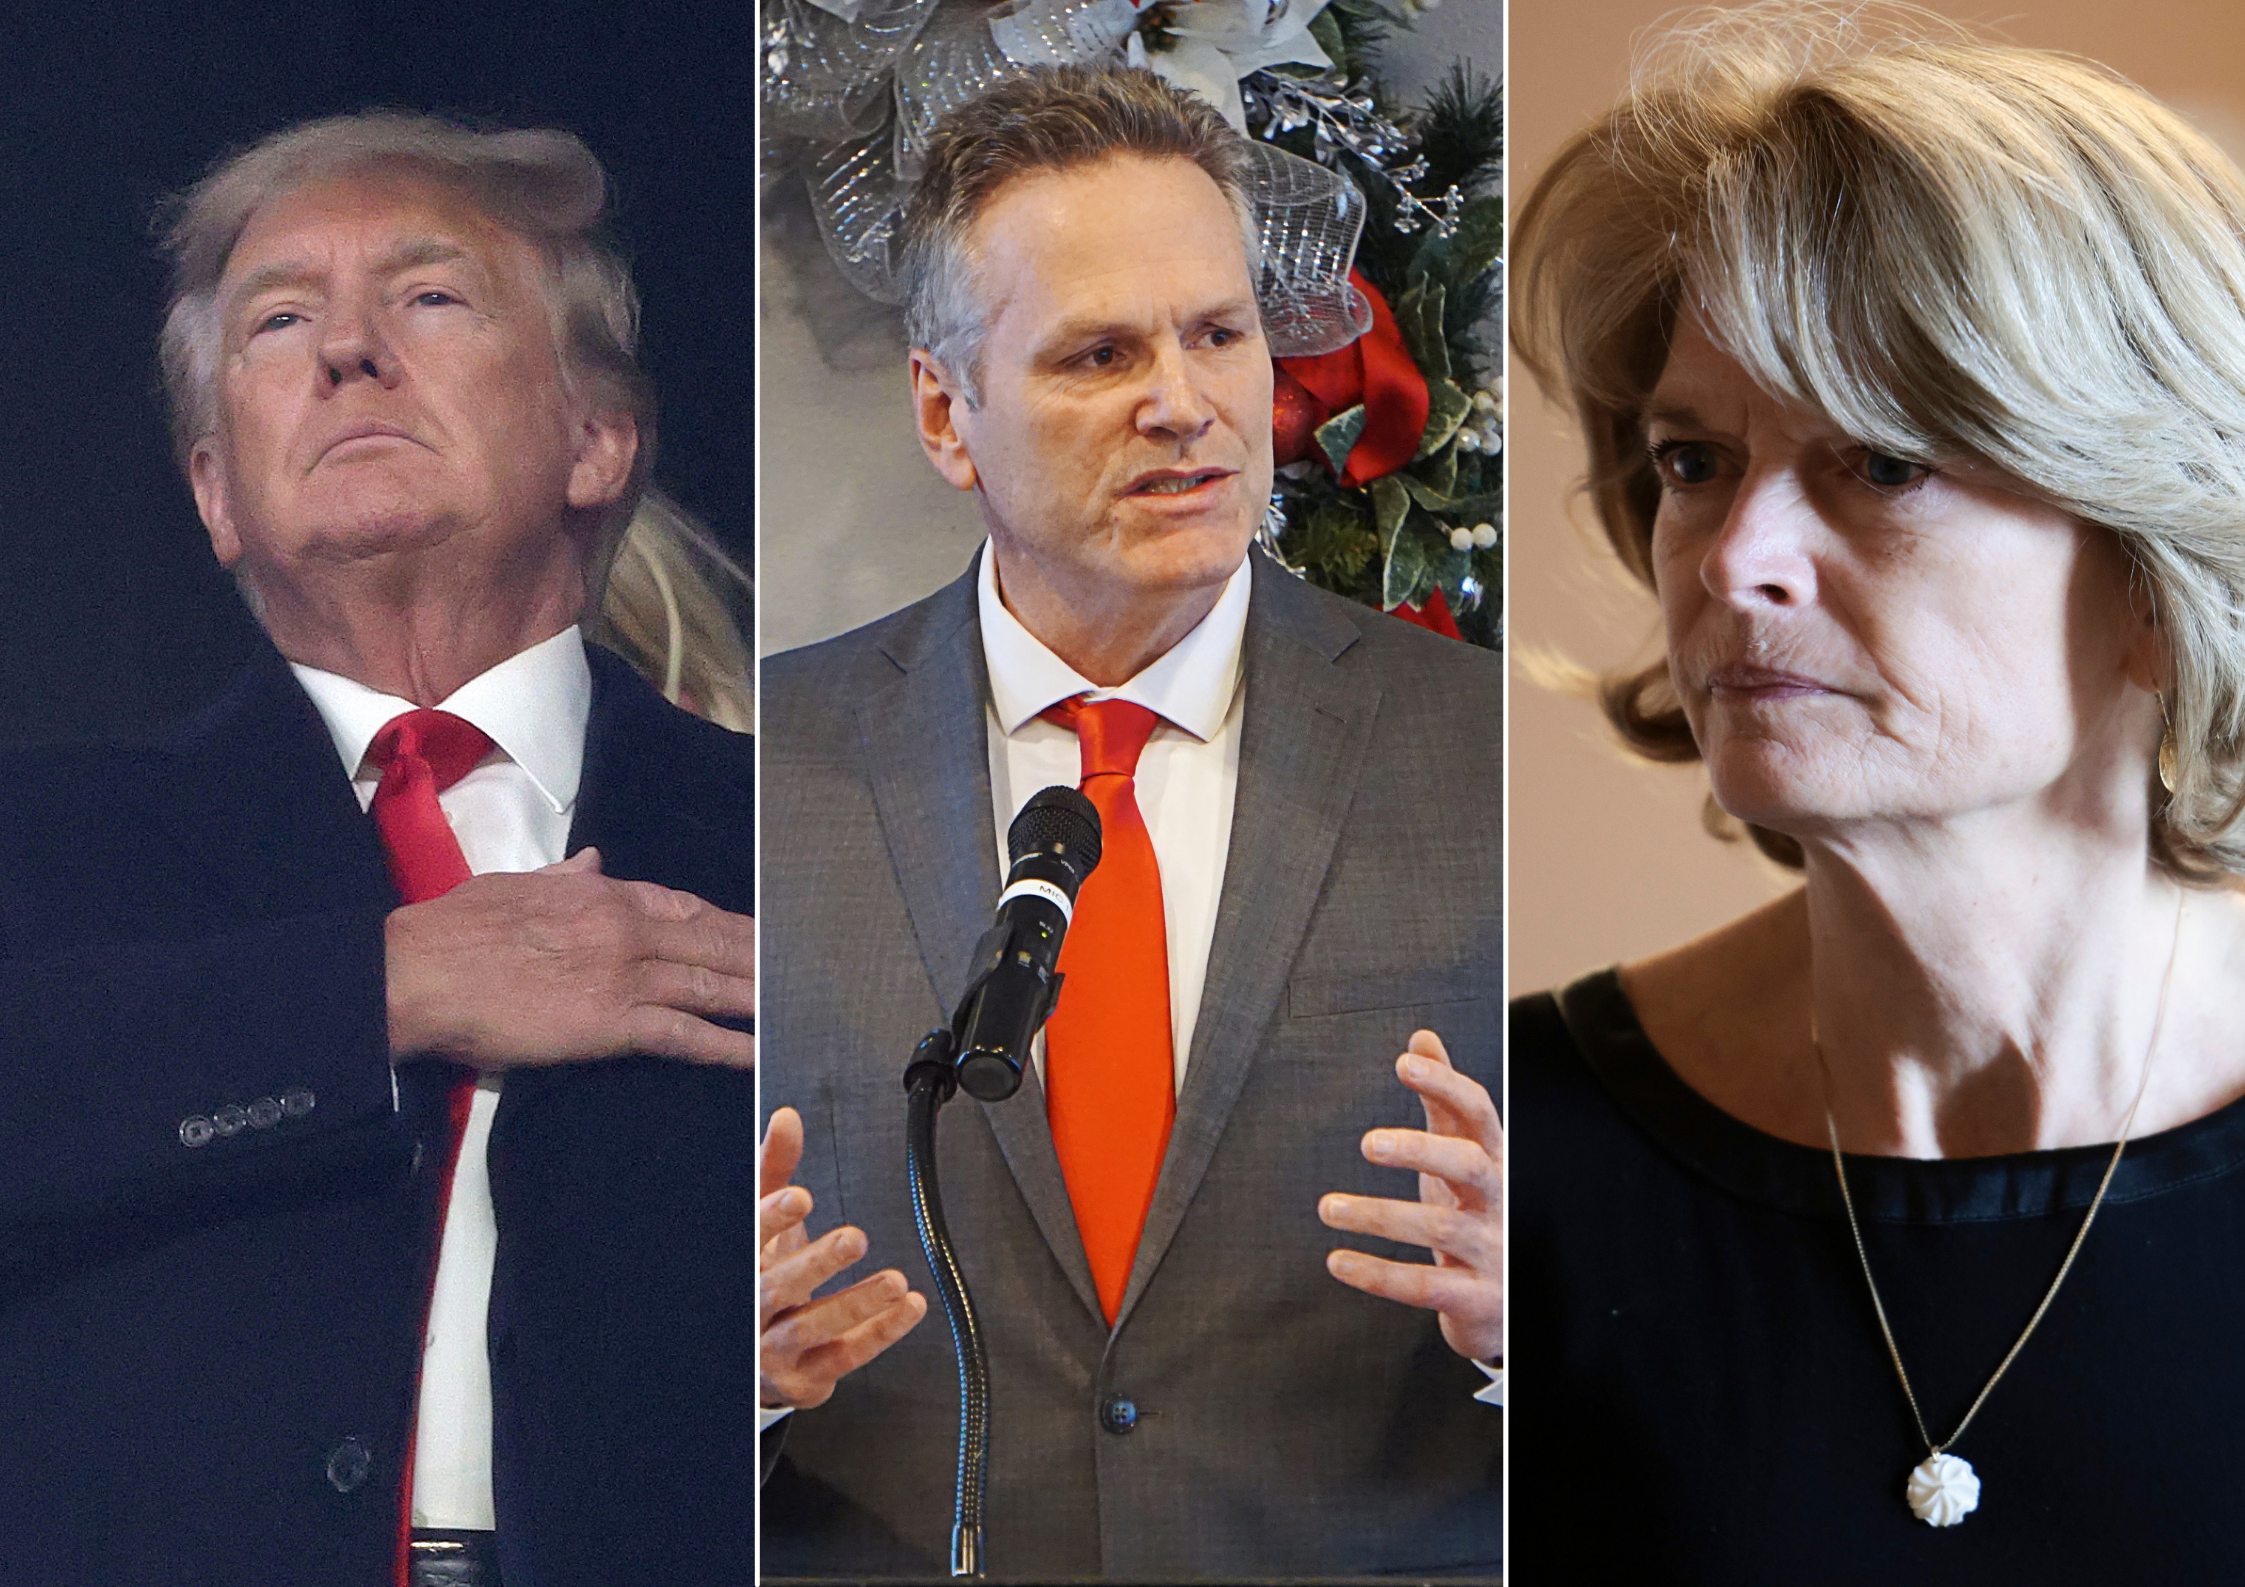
1648, 439, 1720, 486
255, 311, 301, 334
411, 290, 459, 308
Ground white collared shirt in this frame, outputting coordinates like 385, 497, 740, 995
977, 544, 1250, 1093
292, 623, 592, 1531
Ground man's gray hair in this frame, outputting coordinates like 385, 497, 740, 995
896, 65, 1255, 407
157, 111, 656, 544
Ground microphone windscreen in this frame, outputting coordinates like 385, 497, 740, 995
1008, 784, 1102, 874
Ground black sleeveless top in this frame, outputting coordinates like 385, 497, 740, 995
1511, 968, 2245, 1583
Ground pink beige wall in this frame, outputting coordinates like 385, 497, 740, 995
1506, 0, 2245, 995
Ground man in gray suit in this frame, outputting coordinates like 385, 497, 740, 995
758, 66, 1501, 1578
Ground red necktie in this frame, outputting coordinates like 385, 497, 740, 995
1039, 696, 1175, 1324
365, 708, 492, 1584
367, 709, 493, 905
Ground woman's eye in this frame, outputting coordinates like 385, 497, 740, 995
1858, 449, 1929, 489
1084, 345, 1119, 368
1649, 439, 1720, 486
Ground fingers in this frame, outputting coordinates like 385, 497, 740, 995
761, 1222, 871, 1327
637, 959, 759, 1023
760, 1184, 812, 1252
1361, 1126, 1498, 1209
1325, 1247, 1502, 1360
759, 1106, 806, 1200
765, 1269, 915, 1354
1396, 1033, 1500, 1147
762, 1281, 929, 1411
620, 1006, 756, 1069
1318, 1190, 1499, 1268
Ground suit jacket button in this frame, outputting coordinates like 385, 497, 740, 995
1099, 1394, 1138, 1435
179, 1116, 215, 1149
326, 1437, 373, 1493
280, 1088, 316, 1118
213, 1104, 249, 1136
248, 1096, 283, 1129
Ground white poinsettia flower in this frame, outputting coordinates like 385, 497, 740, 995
1136, 0, 1335, 131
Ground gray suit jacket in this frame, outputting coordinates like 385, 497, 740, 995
760, 550, 1501, 1579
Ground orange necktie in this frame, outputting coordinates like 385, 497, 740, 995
1039, 696, 1175, 1324
365, 707, 492, 1586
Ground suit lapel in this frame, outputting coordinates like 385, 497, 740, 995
1112, 556, 1379, 1332
861, 558, 1105, 1320
159, 641, 396, 920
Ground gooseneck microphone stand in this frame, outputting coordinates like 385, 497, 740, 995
902, 1028, 991, 1578
902, 786, 1101, 1580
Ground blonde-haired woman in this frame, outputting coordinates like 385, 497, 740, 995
1511, 7, 2245, 1578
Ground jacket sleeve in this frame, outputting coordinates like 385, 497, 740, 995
0, 907, 405, 1271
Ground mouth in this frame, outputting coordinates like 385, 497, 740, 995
315, 424, 421, 464
1704, 663, 1835, 701
1125, 467, 1234, 498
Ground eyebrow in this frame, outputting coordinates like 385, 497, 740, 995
1032, 296, 1262, 356
1640, 403, 1705, 430
228, 238, 474, 305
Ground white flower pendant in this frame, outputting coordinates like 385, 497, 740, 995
1906, 1452, 1981, 1526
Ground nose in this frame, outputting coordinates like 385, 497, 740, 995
1699, 467, 1817, 611
1136, 339, 1214, 444
317, 300, 397, 391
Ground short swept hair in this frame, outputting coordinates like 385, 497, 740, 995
1512, 3, 2245, 878
897, 64, 1254, 406
157, 111, 655, 562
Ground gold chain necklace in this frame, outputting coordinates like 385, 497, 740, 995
1813, 891, 2186, 1527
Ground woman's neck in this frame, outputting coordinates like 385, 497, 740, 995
1802, 831, 2183, 1156
1623, 823, 2245, 1158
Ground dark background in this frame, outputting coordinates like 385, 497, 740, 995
0, 0, 754, 739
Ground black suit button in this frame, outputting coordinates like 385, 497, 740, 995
326, 1437, 372, 1493
248, 1096, 282, 1129
1099, 1394, 1138, 1435
179, 1116, 215, 1149
280, 1088, 316, 1118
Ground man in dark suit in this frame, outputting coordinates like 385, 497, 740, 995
0, 114, 759, 1586
759, 67, 1502, 1578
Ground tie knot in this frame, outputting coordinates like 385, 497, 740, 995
368, 708, 495, 796
1043, 696, 1161, 778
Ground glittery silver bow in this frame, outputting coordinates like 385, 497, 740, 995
766, 0, 1371, 349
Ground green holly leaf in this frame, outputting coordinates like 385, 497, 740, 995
1316, 404, 1368, 478
1393, 278, 1450, 382
1415, 377, 1472, 460
1409, 444, 1458, 500
1382, 515, 1431, 610
1370, 474, 1410, 552
1308, 7, 1347, 72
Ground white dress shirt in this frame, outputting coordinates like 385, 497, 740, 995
292, 624, 591, 1530
978, 544, 1250, 1093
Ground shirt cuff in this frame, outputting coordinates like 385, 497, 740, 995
1473, 1358, 1503, 1409
759, 1403, 794, 1433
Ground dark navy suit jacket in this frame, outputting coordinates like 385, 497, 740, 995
0, 641, 757, 1587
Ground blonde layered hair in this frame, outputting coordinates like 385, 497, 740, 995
1513, 3, 2245, 877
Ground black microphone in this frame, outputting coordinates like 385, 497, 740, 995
950, 785, 1102, 1102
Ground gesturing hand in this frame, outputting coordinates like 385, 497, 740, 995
1318, 1029, 1504, 1362
759, 1106, 928, 1410
385, 847, 757, 1069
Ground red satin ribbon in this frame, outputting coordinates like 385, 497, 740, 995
1275, 269, 1431, 488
